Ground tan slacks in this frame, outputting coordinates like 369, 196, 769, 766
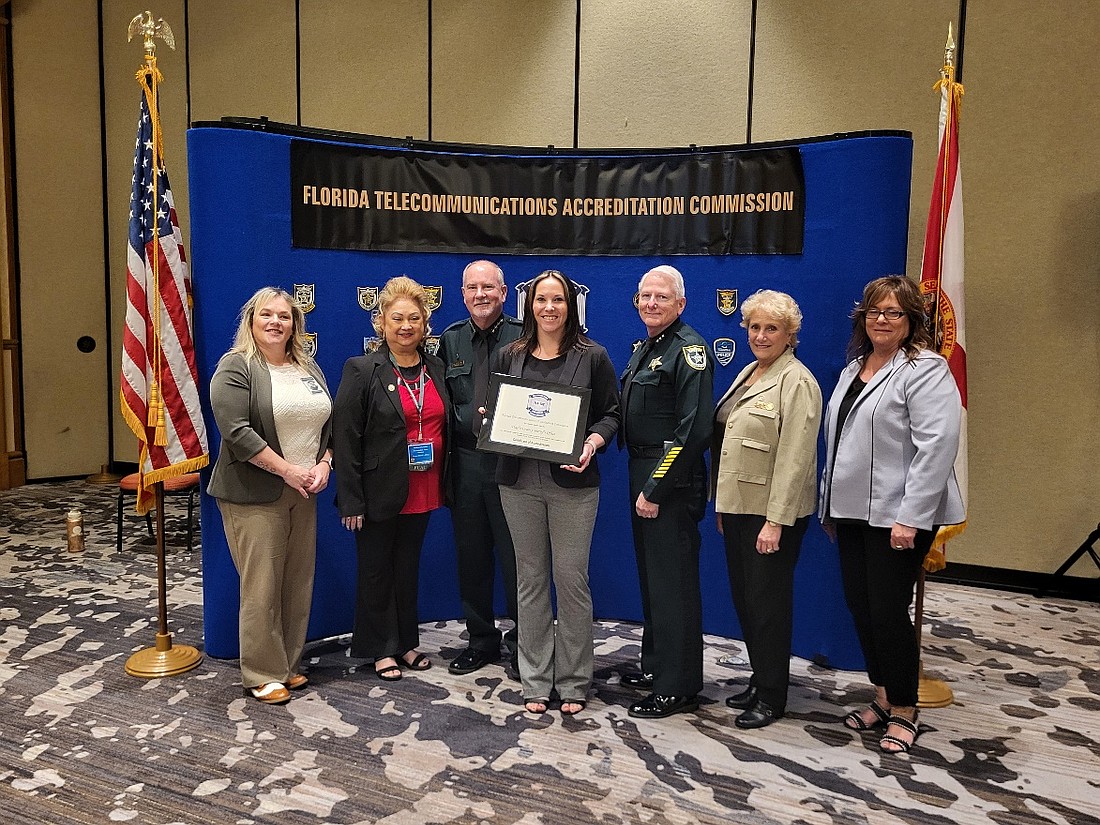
218, 486, 317, 688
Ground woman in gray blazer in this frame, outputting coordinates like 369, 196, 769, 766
713, 290, 821, 729
821, 276, 964, 753
208, 287, 333, 705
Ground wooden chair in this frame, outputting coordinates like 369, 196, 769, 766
116, 472, 201, 553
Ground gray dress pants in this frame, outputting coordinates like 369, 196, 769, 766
499, 460, 599, 703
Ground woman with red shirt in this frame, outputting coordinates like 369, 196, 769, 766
333, 276, 451, 681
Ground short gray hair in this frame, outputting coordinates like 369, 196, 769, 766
638, 265, 685, 299
740, 289, 803, 348
462, 259, 505, 287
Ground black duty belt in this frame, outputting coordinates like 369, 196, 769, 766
628, 445, 665, 459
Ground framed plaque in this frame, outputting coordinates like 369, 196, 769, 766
476, 373, 592, 465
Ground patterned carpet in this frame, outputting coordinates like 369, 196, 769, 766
1, 480, 1099, 824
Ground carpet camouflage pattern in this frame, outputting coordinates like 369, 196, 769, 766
1, 481, 1099, 824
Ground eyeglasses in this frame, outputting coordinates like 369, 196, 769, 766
864, 308, 906, 321
637, 292, 676, 305
463, 284, 501, 294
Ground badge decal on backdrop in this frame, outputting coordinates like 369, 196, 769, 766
293, 283, 315, 313
423, 286, 443, 312
363, 336, 381, 354
515, 279, 590, 332
357, 286, 379, 312
716, 289, 738, 316
713, 338, 736, 367
424, 336, 440, 356
303, 332, 318, 358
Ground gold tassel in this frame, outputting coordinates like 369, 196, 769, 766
923, 546, 946, 573
154, 402, 168, 447
147, 381, 161, 427
147, 381, 169, 446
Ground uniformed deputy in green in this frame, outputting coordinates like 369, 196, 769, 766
619, 265, 715, 719
438, 260, 523, 681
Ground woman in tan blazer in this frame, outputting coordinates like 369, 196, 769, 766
713, 290, 821, 729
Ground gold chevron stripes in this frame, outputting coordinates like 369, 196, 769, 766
651, 446, 682, 479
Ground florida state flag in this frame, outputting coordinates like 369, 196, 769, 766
919, 46, 967, 571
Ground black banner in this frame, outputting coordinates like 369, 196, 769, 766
290, 140, 804, 256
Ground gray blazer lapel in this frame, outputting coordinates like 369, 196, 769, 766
848, 349, 906, 414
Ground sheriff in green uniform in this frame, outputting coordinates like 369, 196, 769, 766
619, 265, 714, 719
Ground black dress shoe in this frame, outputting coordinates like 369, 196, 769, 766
504, 654, 520, 682
735, 698, 784, 729
724, 685, 758, 710
448, 647, 500, 675
620, 671, 655, 690
628, 693, 699, 719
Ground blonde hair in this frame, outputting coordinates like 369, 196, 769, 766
372, 276, 433, 338
740, 289, 803, 348
228, 286, 309, 365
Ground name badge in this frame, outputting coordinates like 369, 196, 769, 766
301, 376, 324, 394
407, 441, 434, 471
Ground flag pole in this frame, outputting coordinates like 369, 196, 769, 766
123, 10, 202, 679
916, 22, 961, 709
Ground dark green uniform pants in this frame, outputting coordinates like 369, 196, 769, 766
629, 456, 704, 697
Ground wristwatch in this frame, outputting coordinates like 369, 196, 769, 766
324, 456, 334, 471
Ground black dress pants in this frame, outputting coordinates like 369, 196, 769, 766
836, 521, 934, 708
450, 447, 518, 655
351, 512, 430, 659
629, 458, 704, 697
721, 513, 808, 711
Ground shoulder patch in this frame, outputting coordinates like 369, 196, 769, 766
682, 345, 707, 371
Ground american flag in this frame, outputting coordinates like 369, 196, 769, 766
920, 36, 967, 570
120, 66, 208, 514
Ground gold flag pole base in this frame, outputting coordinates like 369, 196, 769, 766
86, 463, 123, 485
125, 632, 203, 678
917, 672, 954, 708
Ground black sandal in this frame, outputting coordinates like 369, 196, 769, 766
374, 660, 404, 686
843, 700, 891, 731
560, 699, 587, 716
400, 651, 432, 671
880, 713, 920, 753
525, 698, 549, 714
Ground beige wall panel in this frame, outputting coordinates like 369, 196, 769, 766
12, 0, 108, 477
579, 0, 751, 148
104, 1, 189, 464
188, 0, 297, 125
433, 0, 574, 147
956, 2, 1100, 574
300, 0, 428, 137
753, 0, 958, 279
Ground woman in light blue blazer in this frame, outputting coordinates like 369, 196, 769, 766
820, 276, 963, 754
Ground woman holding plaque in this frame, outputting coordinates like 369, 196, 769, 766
493, 269, 620, 716
333, 276, 451, 682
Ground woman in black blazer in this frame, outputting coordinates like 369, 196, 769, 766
493, 270, 620, 716
333, 276, 451, 681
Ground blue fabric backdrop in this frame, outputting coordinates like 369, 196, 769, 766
187, 126, 912, 670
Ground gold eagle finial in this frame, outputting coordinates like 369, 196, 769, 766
128, 11, 176, 57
